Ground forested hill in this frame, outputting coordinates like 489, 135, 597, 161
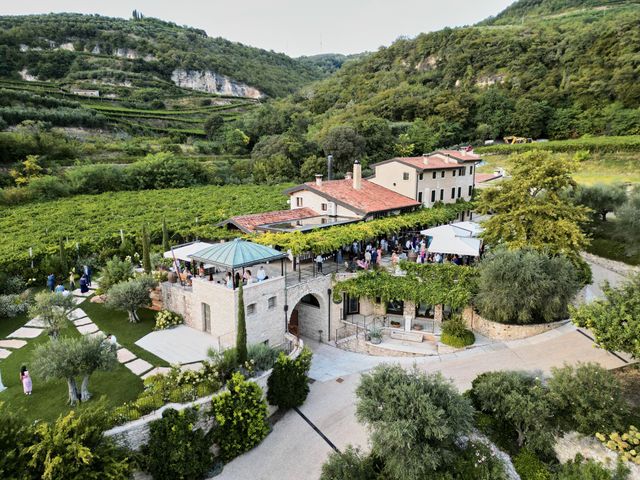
0, 13, 326, 98
483, 0, 640, 25
236, 0, 640, 165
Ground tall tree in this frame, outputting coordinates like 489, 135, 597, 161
574, 183, 627, 222
320, 125, 366, 173
477, 150, 590, 257
32, 336, 82, 405
356, 365, 474, 478
614, 188, 640, 255
141, 224, 152, 274
572, 274, 640, 358
162, 218, 170, 252
77, 336, 118, 401
58, 237, 68, 277
236, 282, 248, 364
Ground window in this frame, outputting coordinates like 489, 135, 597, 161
419, 173, 423, 180
441, 171, 445, 178
468, 185, 473, 196
247, 303, 256, 315
295, 197, 303, 207
268, 296, 276, 309
431, 190, 436, 203
300, 294, 320, 307
321, 203, 327, 211
202, 303, 211, 333
451, 187, 456, 199
440, 189, 444, 201
469, 166, 473, 175
453, 169, 456, 177
460, 167, 465, 176
432, 171, 436, 179
417, 192, 423, 202
403, 172, 410, 180
457, 187, 461, 198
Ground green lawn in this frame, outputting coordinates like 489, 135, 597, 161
81, 301, 169, 367
0, 312, 28, 339
0, 324, 142, 423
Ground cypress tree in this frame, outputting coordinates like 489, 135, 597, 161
162, 218, 170, 252
58, 237, 68, 276
236, 282, 248, 364
142, 224, 152, 274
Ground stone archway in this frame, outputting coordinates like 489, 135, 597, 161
286, 278, 331, 342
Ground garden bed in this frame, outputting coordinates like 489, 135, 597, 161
462, 307, 568, 341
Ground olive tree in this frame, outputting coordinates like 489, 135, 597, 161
77, 336, 118, 401
356, 364, 474, 479
105, 276, 157, 323
574, 183, 627, 222
474, 248, 581, 324
28, 291, 75, 339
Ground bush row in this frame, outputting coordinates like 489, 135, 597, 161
476, 135, 640, 155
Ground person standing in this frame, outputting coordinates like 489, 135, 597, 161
79, 274, 89, 294
315, 254, 324, 274
46, 273, 55, 292
69, 271, 76, 291
20, 366, 32, 395
83, 264, 92, 287
370, 248, 378, 266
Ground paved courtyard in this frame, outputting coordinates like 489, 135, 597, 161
135, 325, 218, 364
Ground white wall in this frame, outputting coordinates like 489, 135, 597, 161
369, 162, 417, 199
290, 190, 360, 218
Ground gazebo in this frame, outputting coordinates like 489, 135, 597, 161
188, 238, 288, 288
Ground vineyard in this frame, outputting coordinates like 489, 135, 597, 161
0, 184, 290, 277
475, 136, 640, 155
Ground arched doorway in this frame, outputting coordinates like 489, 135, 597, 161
288, 293, 325, 340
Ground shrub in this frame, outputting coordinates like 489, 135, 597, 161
99, 256, 134, 292
471, 371, 555, 454
154, 309, 183, 330
144, 408, 213, 480
548, 363, 629, 435
449, 440, 509, 480
474, 248, 581, 324
247, 343, 279, 372
320, 446, 378, 480
596, 426, 640, 466
210, 372, 269, 462
556, 454, 630, 479
441, 316, 475, 348
513, 449, 552, 480
208, 347, 239, 382
0, 402, 32, 478
0, 294, 29, 318
267, 347, 313, 409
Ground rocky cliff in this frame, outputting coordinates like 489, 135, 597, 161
171, 69, 263, 99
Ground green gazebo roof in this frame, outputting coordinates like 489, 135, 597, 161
188, 238, 287, 269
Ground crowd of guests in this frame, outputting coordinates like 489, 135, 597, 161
45, 265, 93, 295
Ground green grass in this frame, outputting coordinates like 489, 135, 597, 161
0, 312, 28, 339
478, 151, 640, 186
81, 301, 169, 367
587, 220, 640, 266
0, 324, 142, 423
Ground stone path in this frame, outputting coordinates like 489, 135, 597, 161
8, 327, 44, 339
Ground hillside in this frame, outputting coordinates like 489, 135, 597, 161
0, 13, 326, 98
231, 0, 640, 172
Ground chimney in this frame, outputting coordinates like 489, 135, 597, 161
353, 160, 362, 190
315, 174, 323, 186
345, 171, 352, 180
327, 155, 333, 181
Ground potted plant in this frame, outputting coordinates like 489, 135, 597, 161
369, 326, 383, 345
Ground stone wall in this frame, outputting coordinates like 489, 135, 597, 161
462, 307, 568, 341
161, 283, 194, 326
105, 335, 304, 451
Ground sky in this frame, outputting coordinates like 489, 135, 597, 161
2, 0, 516, 57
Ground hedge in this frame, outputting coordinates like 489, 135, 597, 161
475, 135, 640, 155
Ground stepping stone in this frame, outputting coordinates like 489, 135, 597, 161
180, 362, 203, 372
71, 296, 84, 305
141, 367, 172, 380
124, 358, 153, 376
0, 339, 27, 349
8, 327, 43, 339
72, 289, 92, 298
117, 348, 137, 363
76, 323, 99, 335
73, 317, 93, 327
68, 309, 87, 320
24, 316, 46, 328
0, 348, 11, 359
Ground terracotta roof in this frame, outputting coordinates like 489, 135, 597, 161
218, 208, 317, 233
475, 172, 503, 183
286, 179, 420, 215
371, 150, 481, 172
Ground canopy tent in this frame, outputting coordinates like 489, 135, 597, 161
188, 238, 287, 270
164, 242, 216, 267
420, 222, 483, 257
